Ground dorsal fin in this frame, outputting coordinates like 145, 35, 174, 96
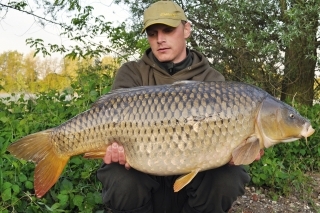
171, 80, 198, 86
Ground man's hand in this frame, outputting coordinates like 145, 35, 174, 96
104, 142, 130, 169
229, 149, 264, 165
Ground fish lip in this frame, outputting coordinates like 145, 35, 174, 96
301, 123, 315, 138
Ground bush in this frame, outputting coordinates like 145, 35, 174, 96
1, 69, 112, 212
1, 72, 319, 211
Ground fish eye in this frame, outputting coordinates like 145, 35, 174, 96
289, 113, 295, 119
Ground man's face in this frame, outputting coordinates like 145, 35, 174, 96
146, 22, 191, 63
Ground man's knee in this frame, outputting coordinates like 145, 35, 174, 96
97, 163, 158, 212
184, 165, 250, 213
208, 165, 250, 190
97, 163, 146, 193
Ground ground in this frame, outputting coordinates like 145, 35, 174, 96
229, 173, 320, 213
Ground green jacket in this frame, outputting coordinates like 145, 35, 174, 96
112, 48, 225, 90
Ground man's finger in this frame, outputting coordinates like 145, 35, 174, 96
118, 145, 126, 165
111, 142, 119, 162
125, 162, 131, 170
103, 146, 112, 164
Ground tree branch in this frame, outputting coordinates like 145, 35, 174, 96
0, 3, 63, 27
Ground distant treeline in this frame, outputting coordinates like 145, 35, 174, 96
0, 51, 120, 94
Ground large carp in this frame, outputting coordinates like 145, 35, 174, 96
7, 81, 314, 198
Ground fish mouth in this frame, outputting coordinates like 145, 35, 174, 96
278, 123, 315, 144
301, 123, 315, 138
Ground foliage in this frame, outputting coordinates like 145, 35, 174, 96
1, 0, 319, 105
1, 0, 115, 58
0, 51, 119, 93
1, 73, 319, 212
118, 0, 320, 106
249, 104, 320, 196
280, 1, 319, 106
0, 51, 25, 92
0, 0, 320, 209
0, 65, 113, 212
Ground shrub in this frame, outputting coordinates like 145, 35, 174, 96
1, 69, 112, 212
1, 72, 319, 211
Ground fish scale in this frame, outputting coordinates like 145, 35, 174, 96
7, 80, 315, 197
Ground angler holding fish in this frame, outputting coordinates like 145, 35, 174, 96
98, 1, 252, 212
7, 1, 314, 213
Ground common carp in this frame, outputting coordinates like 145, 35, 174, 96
7, 81, 315, 198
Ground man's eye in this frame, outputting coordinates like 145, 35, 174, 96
147, 32, 155, 36
164, 28, 174, 33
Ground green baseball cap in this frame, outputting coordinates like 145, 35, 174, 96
142, 0, 187, 33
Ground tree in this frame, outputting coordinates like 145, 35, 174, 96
1, 0, 319, 105
36, 57, 62, 80
0, 51, 64, 93
38, 73, 70, 92
120, 0, 320, 106
0, 50, 121, 93
280, 1, 319, 105
0, 0, 115, 58
0, 51, 24, 92
23, 52, 39, 92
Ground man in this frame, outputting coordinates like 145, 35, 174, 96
97, 1, 261, 212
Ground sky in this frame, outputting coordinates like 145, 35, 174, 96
0, 1, 130, 55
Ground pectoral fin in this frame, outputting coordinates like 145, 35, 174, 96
232, 137, 260, 165
173, 168, 200, 192
83, 151, 106, 159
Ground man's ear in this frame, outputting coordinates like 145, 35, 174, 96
184, 22, 192, 39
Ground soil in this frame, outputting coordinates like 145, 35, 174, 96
229, 173, 320, 213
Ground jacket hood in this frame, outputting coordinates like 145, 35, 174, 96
141, 48, 213, 80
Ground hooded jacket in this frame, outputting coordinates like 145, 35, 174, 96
112, 48, 224, 90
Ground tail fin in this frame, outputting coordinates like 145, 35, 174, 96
7, 129, 69, 198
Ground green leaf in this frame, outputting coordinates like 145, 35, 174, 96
93, 191, 102, 204
81, 171, 91, 179
11, 184, 20, 194
0, 116, 9, 123
70, 156, 83, 165
57, 194, 69, 206
259, 173, 267, 181
50, 203, 61, 210
300, 149, 306, 155
25, 180, 34, 189
2, 181, 12, 190
19, 173, 28, 182
1, 188, 11, 202
73, 194, 84, 207
60, 179, 73, 192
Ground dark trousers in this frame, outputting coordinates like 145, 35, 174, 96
97, 163, 250, 213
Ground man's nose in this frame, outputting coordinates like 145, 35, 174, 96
157, 32, 165, 44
